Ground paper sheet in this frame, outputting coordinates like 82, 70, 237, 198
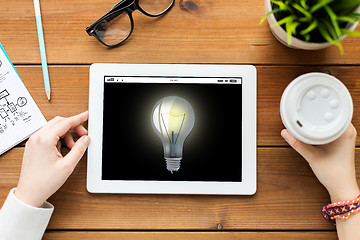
0, 43, 46, 155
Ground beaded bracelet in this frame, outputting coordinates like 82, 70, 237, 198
322, 195, 360, 223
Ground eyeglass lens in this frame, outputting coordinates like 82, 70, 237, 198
138, 0, 174, 16
94, 12, 132, 46
93, 0, 174, 46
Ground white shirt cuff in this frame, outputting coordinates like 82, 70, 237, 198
0, 188, 54, 240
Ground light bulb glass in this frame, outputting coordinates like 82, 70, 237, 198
151, 96, 195, 173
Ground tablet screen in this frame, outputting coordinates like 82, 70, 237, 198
102, 77, 242, 182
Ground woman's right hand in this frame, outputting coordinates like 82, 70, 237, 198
281, 123, 359, 202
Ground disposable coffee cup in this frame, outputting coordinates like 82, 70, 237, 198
280, 72, 353, 145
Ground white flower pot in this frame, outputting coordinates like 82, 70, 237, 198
264, 0, 359, 50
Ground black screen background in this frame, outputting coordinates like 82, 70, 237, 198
102, 81, 242, 182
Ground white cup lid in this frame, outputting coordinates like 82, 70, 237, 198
280, 73, 353, 145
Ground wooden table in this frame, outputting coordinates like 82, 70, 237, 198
1, 0, 359, 239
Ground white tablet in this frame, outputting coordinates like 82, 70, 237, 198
87, 64, 256, 195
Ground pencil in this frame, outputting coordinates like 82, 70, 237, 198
34, 0, 51, 101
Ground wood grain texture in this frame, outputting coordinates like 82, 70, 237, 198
12, 65, 360, 146
42, 231, 338, 240
257, 66, 360, 146
1, 147, 359, 230
0, 0, 359, 237
0, 0, 359, 65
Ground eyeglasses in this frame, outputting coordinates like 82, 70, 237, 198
86, 0, 175, 47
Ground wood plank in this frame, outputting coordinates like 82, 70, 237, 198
43, 231, 338, 240
1, 147, 359, 230
0, 0, 360, 65
13, 65, 360, 146
257, 66, 360, 146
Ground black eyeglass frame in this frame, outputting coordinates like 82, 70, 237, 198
86, 0, 175, 47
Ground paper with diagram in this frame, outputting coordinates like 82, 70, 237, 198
0, 43, 46, 155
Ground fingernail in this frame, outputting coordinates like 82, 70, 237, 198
84, 136, 91, 146
281, 130, 289, 140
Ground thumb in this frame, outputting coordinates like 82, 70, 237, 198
64, 135, 91, 166
281, 129, 315, 161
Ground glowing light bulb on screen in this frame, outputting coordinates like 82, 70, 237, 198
151, 96, 195, 173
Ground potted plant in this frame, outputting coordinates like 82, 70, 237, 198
260, 0, 360, 53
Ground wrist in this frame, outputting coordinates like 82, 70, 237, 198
14, 188, 45, 208
322, 194, 360, 223
329, 186, 360, 203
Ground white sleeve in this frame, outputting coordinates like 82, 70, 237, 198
0, 188, 54, 240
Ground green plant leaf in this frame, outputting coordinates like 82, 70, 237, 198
300, 0, 309, 10
292, 3, 312, 19
310, 0, 334, 13
284, 20, 300, 45
290, 21, 300, 34
303, 34, 311, 41
298, 17, 310, 22
300, 19, 318, 35
341, 28, 360, 36
259, 8, 281, 24
324, 5, 342, 39
318, 22, 335, 43
286, 21, 293, 45
349, 13, 360, 19
271, 15, 297, 27
318, 22, 344, 54
322, 19, 339, 40
336, 16, 356, 24
271, 0, 289, 10
330, 0, 360, 15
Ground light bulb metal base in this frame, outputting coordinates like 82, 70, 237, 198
165, 157, 182, 173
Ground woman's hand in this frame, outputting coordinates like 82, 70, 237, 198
15, 111, 91, 207
281, 124, 359, 202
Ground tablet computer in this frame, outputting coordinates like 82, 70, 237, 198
87, 64, 256, 195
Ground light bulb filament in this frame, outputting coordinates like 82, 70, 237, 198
160, 112, 186, 144
169, 112, 186, 117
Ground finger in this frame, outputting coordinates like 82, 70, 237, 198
50, 111, 89, 139
74, 124, 88, 136
38, 112, 85, 135
281, 129, 315, 161
350, 123, 357, 142
341, 123, 357, 142
325, 124, 357, 153
64, 132, 75, 149
38, 116, 64, 133
63, 136, 91, 167
56, 141, 61, 152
